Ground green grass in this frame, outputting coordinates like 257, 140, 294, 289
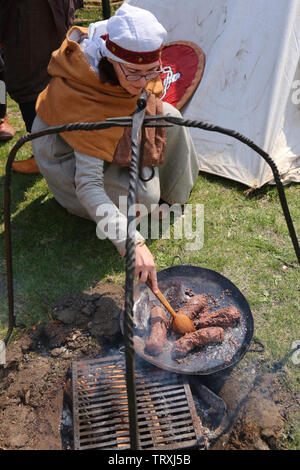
0, 3, 299, 449
1, 97, 299, 369
74, 2, 122, 27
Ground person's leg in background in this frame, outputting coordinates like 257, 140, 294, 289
1, 0, 81, 174
10, 99, 40, 174
19, 101, 38, 134
0, 53, 15, 141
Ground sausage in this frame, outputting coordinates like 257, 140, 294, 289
176, 294, 208, 319
194, 306, 241, 329
172, 327, 224, 358
145, 306, 169, 356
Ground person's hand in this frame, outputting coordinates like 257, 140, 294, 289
135, 243, 158, 294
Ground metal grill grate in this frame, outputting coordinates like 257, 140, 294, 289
72, 354, 203, 450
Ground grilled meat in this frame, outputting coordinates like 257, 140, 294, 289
194, 306, 241, 329
176, 294, 208, 319
145, 306, 169, 356
172, 326, 224, 358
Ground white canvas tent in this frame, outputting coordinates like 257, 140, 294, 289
127, 0, 300, 188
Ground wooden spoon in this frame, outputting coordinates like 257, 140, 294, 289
146, 279, 195, 335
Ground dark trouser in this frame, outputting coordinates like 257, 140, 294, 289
1, 51, 35, 130
1, 0, 69, 105
1, 0, 71, 132
19, 101, 37, 133
0, 54, 6, 119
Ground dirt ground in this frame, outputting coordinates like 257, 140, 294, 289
0, 281, 297, 450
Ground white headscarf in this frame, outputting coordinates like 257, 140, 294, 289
80, 3, 167, 73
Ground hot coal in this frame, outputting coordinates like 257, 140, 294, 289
194, 306, 241, 330
172, 327, 225, 358
145, 306, 169, 356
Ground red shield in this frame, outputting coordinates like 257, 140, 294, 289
160, 41, 205, 110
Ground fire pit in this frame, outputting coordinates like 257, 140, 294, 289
70, 263, 255, 451
72, 353, 205, 450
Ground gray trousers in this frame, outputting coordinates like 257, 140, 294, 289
32, 101, 199, 221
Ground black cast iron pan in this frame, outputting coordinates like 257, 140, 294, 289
121, 262, 254, 375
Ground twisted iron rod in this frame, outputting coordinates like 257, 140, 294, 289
3, 115, 300, 346
2, 119, 170, 348
2, 111, 299, 453
124, 93, 147, 450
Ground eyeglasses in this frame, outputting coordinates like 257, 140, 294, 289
118, 62, 164, 82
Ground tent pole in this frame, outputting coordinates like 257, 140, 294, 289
102, 0, 111, 19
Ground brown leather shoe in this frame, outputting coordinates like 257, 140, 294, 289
12, 156, 40, 174
0, 115, 15, 141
